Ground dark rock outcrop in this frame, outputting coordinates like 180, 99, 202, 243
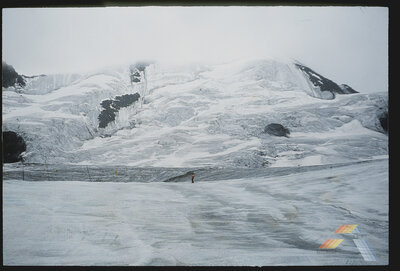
379, 111, 388, 133
295, 63, 358, 96
129, 61, 152, 84
2, 62, 26, 88
264, 123, 290, 137
339, 84, 358, 94
130, 68, 141, 83
98, 93, 140, 128
163, 171, 195, 182
131, 76, 141, 83
3, 131, 27, 163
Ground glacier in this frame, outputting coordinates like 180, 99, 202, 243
2, 58, 388, 167
3, 159, 388, 265
2, 57, 388, 266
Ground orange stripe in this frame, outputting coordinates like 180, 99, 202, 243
319, 239, 331, 249
335, 224, 359, 233
323, 239, 335, 249
343, 225, 351, 233
335, 225, 346, 233
327, 239, 338, 249
329, 240, 338, 248
324, 239, 333, 248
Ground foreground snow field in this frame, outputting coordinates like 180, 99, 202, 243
3, 158, 388, 266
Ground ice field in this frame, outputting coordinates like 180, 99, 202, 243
3, 158, 388, 266
3, 58, 389, 265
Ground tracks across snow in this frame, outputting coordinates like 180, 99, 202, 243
3, 158, 388, 265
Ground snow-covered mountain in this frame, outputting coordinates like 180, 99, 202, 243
2, 58, 388, 167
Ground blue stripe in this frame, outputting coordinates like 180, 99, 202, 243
353, 239, 378, 262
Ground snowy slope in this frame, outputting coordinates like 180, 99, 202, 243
3, 158, 388, 265
2, 58, 388, 167
2, 58, 389, 266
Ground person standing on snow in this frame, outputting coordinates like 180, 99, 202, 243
191, 173, 195, 183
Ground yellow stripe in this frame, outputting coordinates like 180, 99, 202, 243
343, 225, 351, 233
334, 224, 360, 233
320, 239, 331, 249
335, 225, 346, 233
330, 239, 343, 248
320, 239, 332, 249
339, 225, 346, 233
348, 225, 358, 233
325, 239, 336, 249
342, 224, 358, 233
328, 239, 336, 249
320, 239, 344, 249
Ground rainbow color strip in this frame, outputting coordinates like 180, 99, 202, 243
319, 239, 343, 249
334, 224, 358, 233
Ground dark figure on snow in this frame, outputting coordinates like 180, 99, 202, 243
192, 173, 195, 183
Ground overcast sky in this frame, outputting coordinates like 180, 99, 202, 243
2, 6, 388, 93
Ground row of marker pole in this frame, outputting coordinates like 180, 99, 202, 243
19, 163, 119, 182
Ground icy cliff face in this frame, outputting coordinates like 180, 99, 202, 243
2, 58, 388, 167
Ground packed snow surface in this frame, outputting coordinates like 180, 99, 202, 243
3, 159, 388, 265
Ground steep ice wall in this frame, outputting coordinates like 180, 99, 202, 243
2, 58, 387, 167
2, 65, 141, 163
75, 59, 387, 167
22, 73, 84, 95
